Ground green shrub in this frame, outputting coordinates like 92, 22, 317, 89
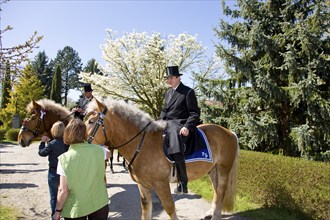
5, 128, 20, 141
190, 150, 329, 220
237, 150, 330, 220
0, 129, 6, 140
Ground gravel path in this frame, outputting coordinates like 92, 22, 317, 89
0, 141, 245, 220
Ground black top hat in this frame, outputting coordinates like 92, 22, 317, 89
83, 83, 93, 92
165, 66, 182, 78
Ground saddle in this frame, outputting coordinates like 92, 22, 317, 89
163, 128, 212, 163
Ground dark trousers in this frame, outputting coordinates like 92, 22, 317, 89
172, 152, 188, 184
64, 204, 109, 220
171, 152, 185, 163
48, 169, 59, 216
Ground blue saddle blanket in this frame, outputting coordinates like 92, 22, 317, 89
164, 128, 213, 163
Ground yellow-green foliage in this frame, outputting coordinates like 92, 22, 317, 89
238, 150, 330, 220
0, 63, 45, 129
0, 205, 18, 220
5, 129, 20, 141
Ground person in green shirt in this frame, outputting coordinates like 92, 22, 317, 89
52, 119, 110, 220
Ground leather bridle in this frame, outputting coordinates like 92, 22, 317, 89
20, 109, 48, 137
87, 107, 110, 145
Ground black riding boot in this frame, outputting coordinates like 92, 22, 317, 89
174, 160, 188, 194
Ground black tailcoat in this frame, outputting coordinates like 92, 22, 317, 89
160, 82, 200, 154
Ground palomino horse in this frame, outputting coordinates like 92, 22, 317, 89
85, 98, 239, 220
17, 99, 74, 147
17, 99, 125, 173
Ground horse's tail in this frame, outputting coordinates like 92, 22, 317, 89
222, 132, 239, 212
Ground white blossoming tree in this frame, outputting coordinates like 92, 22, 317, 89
79, 30, 219, 118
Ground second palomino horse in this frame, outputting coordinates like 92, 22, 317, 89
85, 97, 239, 220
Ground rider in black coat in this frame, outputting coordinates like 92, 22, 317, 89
160, 66, 200, 194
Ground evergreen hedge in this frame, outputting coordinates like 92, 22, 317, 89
5, 129, 20, 141
0, 129, 6, 140
237, 150, 329, 220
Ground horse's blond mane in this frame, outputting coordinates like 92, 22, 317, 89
87, 97, 166, 132
27, 99, 71, 120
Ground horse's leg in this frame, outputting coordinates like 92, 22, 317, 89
207, 164, 230, 220
104, 160, 107, 183
109, 149, 114, 173
122, 158, 127, 171
137, 184, 153, 220
117, 150, 121, 162
205, 167, 217, 219
154, 182, 178, 220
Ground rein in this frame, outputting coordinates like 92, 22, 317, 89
62, 111, 75, 121
106, 120, 151, 180
109, 121, 152, 150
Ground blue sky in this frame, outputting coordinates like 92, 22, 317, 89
2, 0, 232, 99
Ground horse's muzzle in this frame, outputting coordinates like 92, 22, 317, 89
19, 139, 30, 148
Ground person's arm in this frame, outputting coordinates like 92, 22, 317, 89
102, 146, 111, 160
159, 89, 171, 120
38, 136, 51, 157
184, 89, 200, 130
52, 175, 69, 220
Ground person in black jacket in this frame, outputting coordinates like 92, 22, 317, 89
72, 83, 94, 120
38, 121, 69, 217
159, 66, 201, 194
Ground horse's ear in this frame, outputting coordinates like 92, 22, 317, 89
94, 98, 104, 110
32, 100, 40, 108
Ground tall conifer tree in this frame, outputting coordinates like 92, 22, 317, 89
50, 65, 62, 104
52, 46, 82, 106
1, 61, 11, 109
32, 51, 52, 98
196, 0, 329, 160
83, 58, 102, 75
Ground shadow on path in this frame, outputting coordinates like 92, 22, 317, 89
0, 182, 38, 189
0, 168, 47, 174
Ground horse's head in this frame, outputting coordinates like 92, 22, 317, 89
85, 97, 166, 155
85, 98, 110, 146
18, 100, 46, 147
18, 99, 74, 147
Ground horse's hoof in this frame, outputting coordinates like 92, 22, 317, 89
111, 169, 115, 174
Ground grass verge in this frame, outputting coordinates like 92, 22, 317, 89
0, 205, 19, 220
189, 178, 306, 220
